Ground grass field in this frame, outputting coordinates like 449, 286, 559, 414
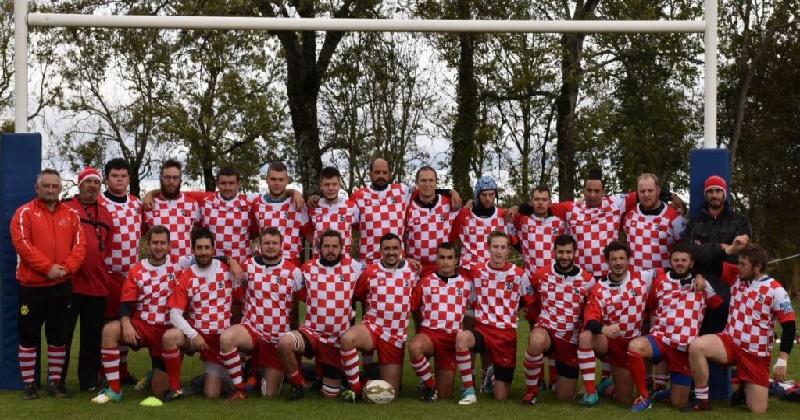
2, 319, 799, 420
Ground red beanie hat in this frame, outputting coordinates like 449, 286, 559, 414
703, 175, 728, 197
78, 166, 102, 185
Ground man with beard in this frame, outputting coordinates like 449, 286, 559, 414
98, 158, 143, 385
276, 230, 363, 400
63, 167, 114, 391
91, 225, 191, 404
11, 169, 86, 399
687, 244, 795, 413
627, 244, 720, 411
408, 242, 473, 402
521, 235, 595, 406
339, 233, 419, 402
220, 227, 304, 400
143, 160, 201, 259
161, 228, 237, 401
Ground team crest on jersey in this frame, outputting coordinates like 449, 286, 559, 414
339, 215, 347, 222
181, 210, 191, 217
756, 294, 765, 304
404, 280, 411, 288
505, 281, 514, 292
456, 289, 463, 297
217, 281, 225, 289
239, 206, 247, 212
340, 275, 346, 282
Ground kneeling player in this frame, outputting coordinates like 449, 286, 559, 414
92, 226, 189, 403
688, 244, 796, 413
455, 231, 535, 404
161, 228, 237, 401
522, 234, 595, 405
578, 241, 653, 406
339, 233, 419, 402
627, 244, 719, 411
408, 242, 473, 401
277, 230, 363, 400
220, 227, 304, 400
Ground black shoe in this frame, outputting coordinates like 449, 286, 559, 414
48, 381, 71, 398
120, 374, 138, 386
23, 383, 38, 400
163, 388, 186, 402
730, 388, 746, 406
289, 384, 305, 401
420, 385, 438, 402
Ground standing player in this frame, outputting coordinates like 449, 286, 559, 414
339, 233, 419, 402
161, 228, 238, 401
219, 227, 304, 400
626, 244, 720, 411
306, 166, 357, 258
514, 185, 568, 274
408, 243, 473, 401
11, 169, 86, 399
351, 158, 413, 266
98, 158, 143, 385
198, 167, 257, 263
143, 159, 201, 259
687, 244, 796, 413
404, 166, 460, 277
578, 241, 654, 407
253, 162, 308, 266
550, 168, 637, 279
450, 176, 513, 275
521, 235, 595, 405
622, 173, 686, 271
91, 226, 190, 403
276, 230, 363, 400
455, 231, 534, 405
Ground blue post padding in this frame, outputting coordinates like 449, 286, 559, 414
0, 133, 42, 390
708, 363, 732, 401
689, 148, 731, 219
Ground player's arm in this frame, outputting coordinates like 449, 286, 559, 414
62, 212, 88, 276
352, 268, 371, 305
10, 207, 55, 275
167, 274, 199, 340
583, 286, 617, 337
772, 286, 796, 380
118, 270, 141, 344
448, 207, 469, 244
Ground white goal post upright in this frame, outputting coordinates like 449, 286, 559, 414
13, 0, 718, 148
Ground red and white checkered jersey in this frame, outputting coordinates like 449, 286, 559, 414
469, 262, 533, 330
724, 275, 796, 358
532, 264, 595, 344
404, 195, 458, 265
253, 195, 308, 262
584, 269, 655, 339
515, 213, 567, 275
143, 193, 200, 259
201, 193, 256, 262
301, 257, 363, 345
167, 260, 234, 335
241, 258, 304, 344
307, 197, 356, 259
412, 273, 473, 335
354, 262, 418, 347
552, 192, 637, 277
451, 207, 510, 273
648, 270, 721, 351
121, 256, 191, 326
99, 193, 143, 276
623, 204, 686, 271
352, 184, 412, 265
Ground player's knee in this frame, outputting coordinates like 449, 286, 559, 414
454, 331, 470, 351
628, 338, 647, 354
687, 339, 705, 357
219, 329, 235, 351
340, 331, 357, 350
529, 333, 547, 353
102, 322, 120, 340
578, 329, 593, 346
162, 329, 181, 347
748, 401, 768, 414
408, 340, 422, 357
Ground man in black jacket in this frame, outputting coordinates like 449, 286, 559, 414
683, 175, 751, 335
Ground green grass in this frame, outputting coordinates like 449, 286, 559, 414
2, 319, 799, 419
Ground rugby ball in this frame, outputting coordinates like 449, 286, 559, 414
363, 380, 395, 404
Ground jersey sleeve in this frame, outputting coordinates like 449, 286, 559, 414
549, 201, 573, 220
449, 208, 469, 242
184, 191, 215, 206
583, 285, 605, 326
518, 272, 536, 312
645, 275, 662, 312
167, 271, 191, 311
353, 268, 372, 303
290, 267, 305, 295
410, 280, 423, 312
120, 268, 140, 303
671, 215, 687, 242
10, 207, 54, 274
702, 279, 723, 309
770, 284, 796, 323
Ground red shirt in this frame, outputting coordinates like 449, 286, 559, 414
65, 197, 114, 296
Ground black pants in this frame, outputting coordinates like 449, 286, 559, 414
17, 282, 73, 347
62, 293, 106, 390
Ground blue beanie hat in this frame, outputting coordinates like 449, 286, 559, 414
474, 175, 498, 201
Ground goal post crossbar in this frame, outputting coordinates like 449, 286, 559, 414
12, 1, 719, 148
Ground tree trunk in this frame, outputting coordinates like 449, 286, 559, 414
520, 98, 531, 199
555, 32, 581, 201
288, 92, 323, 193
452, 31, 478, 199
129, 163, 141, 197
